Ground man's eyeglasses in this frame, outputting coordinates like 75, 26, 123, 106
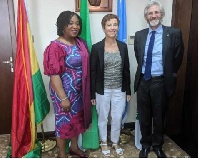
147, 11, 162, 16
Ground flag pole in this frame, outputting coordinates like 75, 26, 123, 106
40, 123, 46, 151
39, 123, 56, 153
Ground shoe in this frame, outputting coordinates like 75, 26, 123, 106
112, 143, 123, 155
153, 148, 167, 158
139, 148, 150, 158
100, 142, 110, 157
69, 148, 89, 158
57, 154, 68, 158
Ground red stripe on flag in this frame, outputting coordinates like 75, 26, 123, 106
11, 0, 34, 157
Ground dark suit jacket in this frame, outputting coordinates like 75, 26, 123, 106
90, 38, 131, 99
134, 25, 184, 97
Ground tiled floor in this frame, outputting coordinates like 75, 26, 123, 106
0, 132, 190, 158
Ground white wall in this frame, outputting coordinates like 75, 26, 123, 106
13, 0, 172, 132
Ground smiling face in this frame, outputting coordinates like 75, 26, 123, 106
103, 18, 119, 38
63, 15, 80, 38
145, 4, 163, 30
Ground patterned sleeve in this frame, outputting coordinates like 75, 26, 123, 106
43, 41, 66, 75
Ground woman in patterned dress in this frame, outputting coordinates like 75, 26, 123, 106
43, 11, 91, 158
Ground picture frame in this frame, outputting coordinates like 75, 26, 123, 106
75, 0, 113, 12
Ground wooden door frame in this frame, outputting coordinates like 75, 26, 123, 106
165, 0, 194, 134
8, 0, 16, 58
0, 0, 16, 134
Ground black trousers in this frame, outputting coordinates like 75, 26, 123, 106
137, 75, 167, 149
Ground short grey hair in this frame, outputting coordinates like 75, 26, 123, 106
144, 1, 165, 18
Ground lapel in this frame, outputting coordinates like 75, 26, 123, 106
162, 25, 170, 66
117, 40, 124, 67
98, 39, 105, 72
140, 29, 149, 65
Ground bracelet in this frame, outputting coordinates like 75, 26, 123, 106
60, 97, 68, 101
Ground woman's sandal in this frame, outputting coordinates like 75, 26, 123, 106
100, 142, 110, 157
112, 143, 123, 155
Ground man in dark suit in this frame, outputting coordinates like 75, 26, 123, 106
134, 1, 184, 158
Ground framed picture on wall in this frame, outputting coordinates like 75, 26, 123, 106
75, 0, 113, 12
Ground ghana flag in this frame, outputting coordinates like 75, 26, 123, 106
11, 0, 50, 157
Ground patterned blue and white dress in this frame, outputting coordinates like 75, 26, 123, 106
44, 40, 85, 139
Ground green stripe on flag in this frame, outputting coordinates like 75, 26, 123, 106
23, 140, 42, 158
32, 69, 50, 124
7, 140, 42, 158
79, 0, 92, 52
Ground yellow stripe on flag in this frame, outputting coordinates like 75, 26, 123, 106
29, 102, 36, 151
27, 23, 39, 75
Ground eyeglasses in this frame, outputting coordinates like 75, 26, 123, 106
147, 11, 162, 16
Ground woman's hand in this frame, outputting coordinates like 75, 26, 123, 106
61, 99, 71, 112
126, 95, 131, 102
91, 99, 96, 105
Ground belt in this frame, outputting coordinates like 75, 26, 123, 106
151, 75, 164, 79
141, 74, 164, 80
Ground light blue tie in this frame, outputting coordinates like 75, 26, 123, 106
144, 31, 156, 80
